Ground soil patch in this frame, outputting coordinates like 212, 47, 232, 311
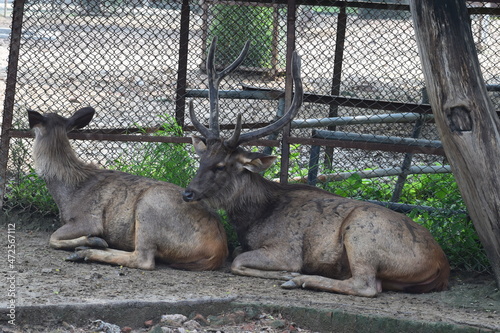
1, 213, 499, 332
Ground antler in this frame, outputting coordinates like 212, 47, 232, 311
225, 51, 303, 148
190, 37, 250, 140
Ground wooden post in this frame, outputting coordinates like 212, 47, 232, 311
410, 0, 500, 286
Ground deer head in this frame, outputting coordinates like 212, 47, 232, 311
182, 38, 303, 207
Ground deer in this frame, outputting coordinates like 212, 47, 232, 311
28, 107, 228, 270
182, 38, 450, 297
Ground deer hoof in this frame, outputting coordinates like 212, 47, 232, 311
281, 280, 300, 289
65, 252, 86, 262
88, 236, 108, 248
280, 272, 301, 280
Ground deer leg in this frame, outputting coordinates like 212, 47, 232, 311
66, 248, 155, 270
49, 223, 107, 250
231, 248, 302, 281
281, 274, 381, 297
282, 236, 382, 297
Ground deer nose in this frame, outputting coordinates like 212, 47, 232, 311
182, 190, 195, 202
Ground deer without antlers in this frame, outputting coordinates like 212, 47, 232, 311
28, 107, 227, 270
182, 39, 450, 297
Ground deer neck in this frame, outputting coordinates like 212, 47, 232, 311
32, 127, 95, 187
223, 172, 281, 221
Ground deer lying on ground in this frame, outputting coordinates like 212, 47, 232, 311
182, 39, 450, 297
28, 107, 228, 270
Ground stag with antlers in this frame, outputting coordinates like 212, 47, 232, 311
182, 38, 449, 297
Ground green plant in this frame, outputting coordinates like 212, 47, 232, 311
260, 144, 306, 179
217, 210, 239, 254
321, 172, 395, 201
402, 172, 463, 208
405, 173, 488, 272
209, 4, 276, 69
3, 136, 58, 216
5, 169, 58, 215
110, 115, 195, 187
409, 209, 488, 272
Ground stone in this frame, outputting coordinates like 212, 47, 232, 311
160, 314, 188, 327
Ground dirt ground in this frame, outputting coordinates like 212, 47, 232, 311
1, 211, 499, 332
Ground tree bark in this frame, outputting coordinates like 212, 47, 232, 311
410, 0, 500, 286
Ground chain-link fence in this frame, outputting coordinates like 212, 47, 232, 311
1, 0, 499, 271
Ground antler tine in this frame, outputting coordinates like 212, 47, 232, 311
206, 37, 220, 138
224, 113, 242, 148
189, 100, 213, 139
236, 51, 303, 145
218, 40, 250, 78
207, 37, 250, 139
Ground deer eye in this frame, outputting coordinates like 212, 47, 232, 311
215, 164, 226, 172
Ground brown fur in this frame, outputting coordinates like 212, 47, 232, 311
29, 107, 228, 270
182, 41, 449, 296
183, 139, 450, 296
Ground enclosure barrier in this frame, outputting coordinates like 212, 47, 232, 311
288, 165, 452, 183
185, 86, 448, 204
0, 2, 497, 276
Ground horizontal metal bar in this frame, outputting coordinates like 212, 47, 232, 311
313, 130, 443, 149
204, 0, 409, 10
184, 88, 433, 114
289, 136, 446, 156
368, 200, 467, 215
185, 87, 500, 117
185, 89, 284, 100
218, 0, 500, 16
287, 165, 452, 183
11, 129, 443, 155
9, 130, 280, 147
486, 84, 500, 92
292, 112, 433, 128
303, 92, 432, 114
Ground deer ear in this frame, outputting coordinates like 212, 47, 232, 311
67, 107, 95, 130
240, 152, 277, 173
191, 136, 207, 156
27, 110, 46, 129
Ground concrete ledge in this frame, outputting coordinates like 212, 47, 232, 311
1, 298, 493, 333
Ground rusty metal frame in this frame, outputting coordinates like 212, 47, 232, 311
1, 0, 499, 209
0, 0, 24, 209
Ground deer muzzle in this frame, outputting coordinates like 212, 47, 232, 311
182, 190, 196, 202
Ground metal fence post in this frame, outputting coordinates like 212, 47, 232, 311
174, 0, 191, 129
0, 0, 24, 210
279, 0, 297, 184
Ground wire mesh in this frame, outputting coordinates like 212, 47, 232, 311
1, 0, 498, 272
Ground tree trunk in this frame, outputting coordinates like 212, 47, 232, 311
410, 0, 500, 286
